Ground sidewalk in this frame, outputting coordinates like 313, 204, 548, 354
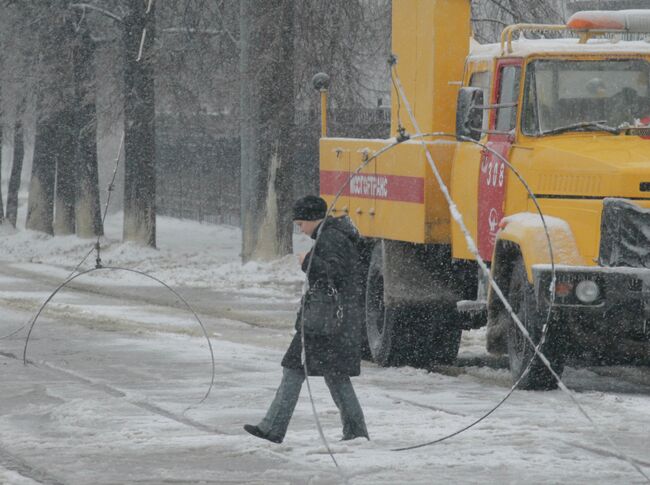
0, 261, 299, 330
0, 215, 311, 330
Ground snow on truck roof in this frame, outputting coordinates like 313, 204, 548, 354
468, 37, 650, 61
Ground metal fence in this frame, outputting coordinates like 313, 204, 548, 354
156, 108, 390, 226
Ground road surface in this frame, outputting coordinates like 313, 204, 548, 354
0, 262, 648, 484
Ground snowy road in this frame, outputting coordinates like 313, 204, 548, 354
0, 265, 649, 484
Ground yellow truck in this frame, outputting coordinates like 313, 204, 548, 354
317, 0, 650, 389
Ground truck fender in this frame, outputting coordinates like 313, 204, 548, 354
487, 213, 583, 316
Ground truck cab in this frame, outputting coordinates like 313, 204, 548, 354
452, 16, 650, 388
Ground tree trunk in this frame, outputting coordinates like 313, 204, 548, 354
53, 106, 76, 235
123, 0, 156, 247
0, 121, 4, 225
26, 113, 58, 235
6, 118, 24, 227
239, 0, 295, 262
49, 15, 77, 235
28, 4, 76, 236
73, 21, 103, 238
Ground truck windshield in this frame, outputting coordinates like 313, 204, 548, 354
522, 58, 650, 136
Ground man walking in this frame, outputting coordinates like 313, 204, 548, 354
244, 195, 369, 443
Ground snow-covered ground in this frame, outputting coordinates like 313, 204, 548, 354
0, 211, 310, 300
0, 214, 649, 484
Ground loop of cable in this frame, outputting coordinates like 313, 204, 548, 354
21, 266, 216, 409
297, 123, 558, 474
296, 109, 563, 473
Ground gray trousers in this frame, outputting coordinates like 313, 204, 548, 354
258, 367, 368, 441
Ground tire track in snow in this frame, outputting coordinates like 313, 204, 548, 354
1, 263, 296, 329
558, 439, 650, 469
382, 394, 467, 417
0, 350, 227, 436
0, 446, 66, 485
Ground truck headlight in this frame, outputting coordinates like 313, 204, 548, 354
575, 280, 600, 303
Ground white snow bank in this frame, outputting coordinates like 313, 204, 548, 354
0, 469, 39, 485
0, 212, 312, 300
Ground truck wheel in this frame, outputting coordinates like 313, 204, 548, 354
506, 257, 565, 390
365, 244, 461, 366
357, 240, 374, 361
365, 243, 400, 365
397, 302, 461, 366
419, 303, 462, 366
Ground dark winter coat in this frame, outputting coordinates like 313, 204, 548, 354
281, 216, 364, 377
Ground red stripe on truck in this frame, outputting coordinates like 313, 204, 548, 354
320, 170, 424, 203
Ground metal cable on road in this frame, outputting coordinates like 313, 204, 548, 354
21, 266, 216, 408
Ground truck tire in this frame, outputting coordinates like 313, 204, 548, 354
365, 243, 398, 365
505, 257, 565, 390
365, 243, 461, 366
357, 239, 374, 361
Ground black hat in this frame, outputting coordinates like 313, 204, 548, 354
292, 195, 327, 221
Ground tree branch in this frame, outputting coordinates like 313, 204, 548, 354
472, 17, 509, 28
70, 3, 122, 23
486, 0, 517, 21
163, 27, 224, 36
214, 0, 238, 47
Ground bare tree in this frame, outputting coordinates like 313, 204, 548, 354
26, 106, 57, 235
156, 0, 239, 117
73, 11, 103, 238
122, 0, 156, 247
5, 0, 395, 249
53, 103, 78, 235
240, 0, 296, 262
26, 2, 75, 235
6, 111, 24, 227
472, 0, 566, 42
0, 3, 29, 228
0, 83, 3, 225
13, 1, 102, 236
5, 0, 160, 242
294, 1, 391, 112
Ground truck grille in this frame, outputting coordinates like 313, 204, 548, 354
628, 127, 650, 138
599, 198, 650, 269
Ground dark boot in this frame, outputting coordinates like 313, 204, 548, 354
341, 420, 370, 441
243, 424, 283, 444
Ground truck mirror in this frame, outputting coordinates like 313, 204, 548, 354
456, 87, 484, 141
